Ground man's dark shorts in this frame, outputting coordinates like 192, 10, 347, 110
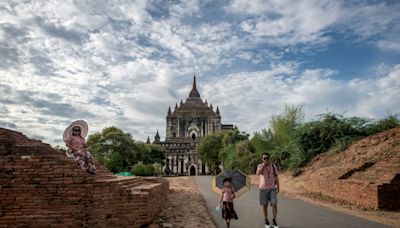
259, 188, 277, 206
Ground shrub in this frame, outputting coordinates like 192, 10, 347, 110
153, 163, 163, 176
144, 164, 155, 176
131, 163, 155, 176
366, 114, 400, 135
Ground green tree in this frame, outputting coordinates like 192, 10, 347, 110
218, 144, 237, 170
269, 104, 304, 147
87, 126, 165, 173
222, 130, 249, 146
234, 140, 257, 174
219, 130, 251, 172
139, 143, 165, 165
249, 132, 268, 154
197, 132, 224, 174
264, 105, 305, 169
298, 113, 366, 162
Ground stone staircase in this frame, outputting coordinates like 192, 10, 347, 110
0, 128, 169, 227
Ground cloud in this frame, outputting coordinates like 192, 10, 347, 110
201, 64, 400, 133
226, 0, 400, 50
33, 16, 88, 45
227, 0, 342, 46
0, 85, 95, 118
0, 0, 399, 145
0, 120, 17, 128
340, 1, 400, 39
377, 38, 400, 53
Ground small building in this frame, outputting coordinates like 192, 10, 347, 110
152, 76, 235, 175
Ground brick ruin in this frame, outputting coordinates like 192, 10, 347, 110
302, 127, 400, 210
378, 173, 400, 210
0, 128, 169, 227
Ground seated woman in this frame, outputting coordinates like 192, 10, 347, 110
63, 120, 96, 175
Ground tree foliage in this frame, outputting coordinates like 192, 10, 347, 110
87, 126, 165, 173
197, 105, 399, 175
197, 132, 224, 174
197, 130, 250, 174
85, 111, 399, 175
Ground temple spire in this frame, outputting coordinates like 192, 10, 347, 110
216, 106, 220, 115
192, 74, 197, 90
154, 130, 160, 143
168, 106, 172, 115
188, 75, 201, 98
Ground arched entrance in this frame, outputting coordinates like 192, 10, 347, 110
190, 166, 196, 176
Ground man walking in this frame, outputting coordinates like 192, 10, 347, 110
257, 152, 280, 228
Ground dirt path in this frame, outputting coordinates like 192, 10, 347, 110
149, 177, 216, 228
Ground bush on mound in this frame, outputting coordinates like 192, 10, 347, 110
131, 163, 155, 176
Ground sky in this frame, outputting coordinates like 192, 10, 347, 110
0, 0, 399, 145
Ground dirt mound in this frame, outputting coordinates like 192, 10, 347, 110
305, 127, 399, 183
294, 127, 400, 210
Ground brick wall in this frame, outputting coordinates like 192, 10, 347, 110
378, 174, 400, 210
304, 179, 379, 209
0, 128, 169, 227
250, 171, 399, 210
131, 178, 170, 224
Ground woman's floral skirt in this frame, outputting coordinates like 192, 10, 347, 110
66, 149, 96, 174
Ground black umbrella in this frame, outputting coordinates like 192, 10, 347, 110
212, 169, 250, 197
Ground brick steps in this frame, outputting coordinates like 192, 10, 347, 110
0, 128, 169, 227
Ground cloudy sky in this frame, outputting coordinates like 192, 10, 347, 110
1, 0, 399, 145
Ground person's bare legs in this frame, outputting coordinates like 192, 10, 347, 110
224, 219, 230, 228
271, 204, 277, 219
271, 204, 278, 226
263, 205, 268, 221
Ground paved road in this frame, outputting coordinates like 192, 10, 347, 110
194, 176, 391, 228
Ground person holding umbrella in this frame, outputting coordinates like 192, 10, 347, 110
212, 170, 250, 227
219, 178, 238, 228
257, 152, 280, 228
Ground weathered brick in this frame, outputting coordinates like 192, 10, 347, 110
0, 128, 169, 228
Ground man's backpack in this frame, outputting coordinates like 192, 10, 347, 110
271, 164, 277, 177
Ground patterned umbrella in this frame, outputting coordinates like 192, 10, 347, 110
212, 169, 251, 197
63, 120, 89, 142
